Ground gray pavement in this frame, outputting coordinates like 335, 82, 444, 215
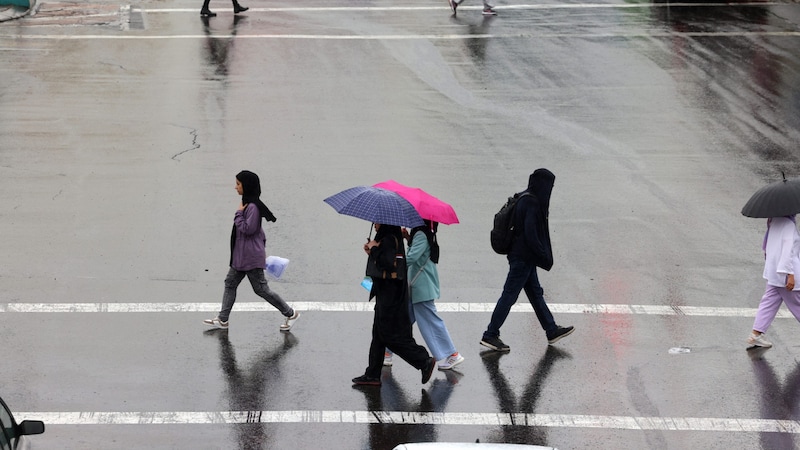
2, 0, 800, 448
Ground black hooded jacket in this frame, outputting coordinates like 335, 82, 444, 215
509, 169, 555, 270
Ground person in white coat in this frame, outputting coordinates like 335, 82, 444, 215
748, 215, 800, 349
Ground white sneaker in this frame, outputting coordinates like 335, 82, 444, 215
438, 352, 465, 370
280, 310, 299, 331
747, 332, 773, 349
203, 317, 228, 329
383, 352, 393, 366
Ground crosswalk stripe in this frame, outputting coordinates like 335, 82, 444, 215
140, 2, 782, 13
0, 301, 786, 318
15, 410, 800, 432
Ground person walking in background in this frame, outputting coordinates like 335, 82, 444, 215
204, 170, 299, 331
384, 220, 464, 371
747, 215, 800, 349
353, 223, 436, 387
481, 169, 574, 352
200, 0, 248, 17
448, 0, 496, 16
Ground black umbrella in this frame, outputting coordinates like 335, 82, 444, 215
742, 173, 800, 218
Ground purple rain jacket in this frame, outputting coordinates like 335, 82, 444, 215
231, 203, 267, 271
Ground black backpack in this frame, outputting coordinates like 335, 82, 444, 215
490, 192, 531, 254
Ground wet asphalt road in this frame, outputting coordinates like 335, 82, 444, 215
2, 0, 800, 448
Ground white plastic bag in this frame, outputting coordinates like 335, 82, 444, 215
265, 256, 290, 279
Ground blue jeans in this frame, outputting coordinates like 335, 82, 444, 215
483, 257, 557, 339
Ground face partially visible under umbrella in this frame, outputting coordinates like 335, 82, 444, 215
373, 180, 460, 225
324, 186, 425, 228
742, 176, 800, 218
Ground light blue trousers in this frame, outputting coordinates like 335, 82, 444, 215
388, 299, 457, 361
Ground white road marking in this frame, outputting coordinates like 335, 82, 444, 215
14, 410, 800, 433
142, 3, 782, 13
0, 301, 787, 318
3, 31, 799, 40
144, 2, 783, 14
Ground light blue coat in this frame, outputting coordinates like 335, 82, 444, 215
406, 231, 440, 303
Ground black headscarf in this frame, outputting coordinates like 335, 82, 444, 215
236, 170, 277, 222
408, 220, 440, 264
374, 224, 403, 245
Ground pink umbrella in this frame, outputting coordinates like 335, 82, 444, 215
373, 180, 460, 225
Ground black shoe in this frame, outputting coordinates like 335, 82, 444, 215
547, 326, 575, 344
234, 4, 248, 13
421, 357, 436, 384
480, 335, 510, 352
200, 9, 216, 16
352, 374, 381, 386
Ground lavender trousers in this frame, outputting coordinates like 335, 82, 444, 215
753, 283, 800, 333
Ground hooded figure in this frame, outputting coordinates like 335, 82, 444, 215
480, 168, 573, 353
509, 168, 555, 271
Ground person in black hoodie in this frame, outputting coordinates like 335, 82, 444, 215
480, 169, 574, 352
352, 223, 436, 387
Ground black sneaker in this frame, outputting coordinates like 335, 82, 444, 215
547, 326, 575, 344
352, 374, 381, 386
480, 336, 510, 352
421, 357, 436, 383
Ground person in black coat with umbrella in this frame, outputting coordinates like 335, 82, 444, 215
352, 223, 436, 387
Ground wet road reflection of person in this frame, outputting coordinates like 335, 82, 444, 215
354, 367, 463, 449
201, 15, 244, 82
450, 14, 495, 65
480, 346, 571, 445
749, 349, 800, 449
205, 329, 298, 450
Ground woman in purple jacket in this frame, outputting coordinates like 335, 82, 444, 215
204, 171, 299, 331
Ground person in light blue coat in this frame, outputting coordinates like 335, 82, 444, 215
385, 220, 464, 371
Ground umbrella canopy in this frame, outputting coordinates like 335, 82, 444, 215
373, 180, 460, 225
742, 176, 800, 218
324, 185, 425, 228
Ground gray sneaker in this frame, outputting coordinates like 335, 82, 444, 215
280, 310, 300, 331
480, 336, 510, 352
203, 317, 228, 329
747, 332, 773, 349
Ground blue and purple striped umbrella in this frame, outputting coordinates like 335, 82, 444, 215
324, 186, 425, 228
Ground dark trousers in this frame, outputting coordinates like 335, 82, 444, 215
484, 257, 557, 339
365, 279, 430, 378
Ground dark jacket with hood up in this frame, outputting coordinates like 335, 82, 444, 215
509, 169, 555, 271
